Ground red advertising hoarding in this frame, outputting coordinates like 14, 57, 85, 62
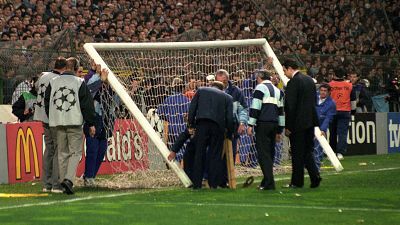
6, 122, 44, 184
5, 119, 149, 184
77, 119, 149, 175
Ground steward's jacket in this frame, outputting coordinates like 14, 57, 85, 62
45, 71, 95, 127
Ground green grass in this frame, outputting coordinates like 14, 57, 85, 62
1, 154, 400, 225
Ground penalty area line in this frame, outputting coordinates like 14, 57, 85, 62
0, 166, 399, 211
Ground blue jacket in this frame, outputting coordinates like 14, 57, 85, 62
225, 80, 248, 125
316, 95, 336, 132
157, 92, 190, 136
188, 87, 233, 135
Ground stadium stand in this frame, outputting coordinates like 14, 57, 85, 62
0, 0, 399, 106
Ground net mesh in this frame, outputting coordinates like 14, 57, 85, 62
89, 42, 292, 189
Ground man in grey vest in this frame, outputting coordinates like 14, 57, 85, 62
45, 57, 96, 195
34, 57, 66, 193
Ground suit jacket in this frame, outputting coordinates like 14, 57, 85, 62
188, 87, 234, 135
284, 72, 319, 133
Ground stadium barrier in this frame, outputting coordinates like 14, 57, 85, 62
0, 113, 399, 184
0, 119, 149, 184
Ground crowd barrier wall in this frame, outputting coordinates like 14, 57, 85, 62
0, 113, 398, 184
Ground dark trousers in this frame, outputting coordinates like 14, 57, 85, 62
255, 122, 278, 189
183, 141, 195, 182
192, 119, 225, 189
329, 111, 351, 154
289, 127, 320, 187
84, 136, 107, 178
42, 124, 60, 189
171, 129, 196, 182
84, 114, 107, 178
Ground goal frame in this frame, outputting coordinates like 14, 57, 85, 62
83, 38, 340, 187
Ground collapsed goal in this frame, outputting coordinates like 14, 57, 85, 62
83, 39, 291, 189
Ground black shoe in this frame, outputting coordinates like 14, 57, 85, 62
192, 186, 202, 190
282, 184, 302, 189
61, 179, 74, 195
218, 183, 229, 189
310, 177, 322, 188
242, 176, 254, 188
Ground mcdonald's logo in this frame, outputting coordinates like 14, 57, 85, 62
15, 127, 40, 180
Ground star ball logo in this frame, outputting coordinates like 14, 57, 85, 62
36, 82, 47, 108
52, 86, 77, 112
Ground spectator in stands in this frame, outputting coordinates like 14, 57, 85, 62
142, 77, 162, 113
215, 69, 248, 161
270, 72, 285, 165
11, 76, 32, 104
385, 68, 400, 112
128, 75, 145, 113
348, 70, 372, 112
206, 74, 215, 86
184, 75, 197, 100
76, 66, 85, 78
12, 75, 38, 122
157, 77, 190, 157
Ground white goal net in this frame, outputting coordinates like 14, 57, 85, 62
83, 39, 291, 189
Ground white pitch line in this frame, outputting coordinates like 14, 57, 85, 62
245, 166, 400, 184
95, 201, 400, 213
0, 167, 399, 211
0, 193, 129, 210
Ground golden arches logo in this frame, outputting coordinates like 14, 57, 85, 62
15, 127, 40, 180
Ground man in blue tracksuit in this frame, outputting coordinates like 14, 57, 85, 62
215, 69, 248, 161
315, 83, 336, 170
82, 64, 110, 186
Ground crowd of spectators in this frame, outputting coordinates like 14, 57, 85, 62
0, 0, 399, 103
0, 0, 398, 52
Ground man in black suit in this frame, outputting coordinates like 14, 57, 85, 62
282, 59, 322, 188
188, 81, 234, 189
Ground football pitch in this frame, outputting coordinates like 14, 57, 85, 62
1, 154, 399, 225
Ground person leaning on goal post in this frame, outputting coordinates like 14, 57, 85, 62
187, 80, 234, 189
82, 62, 111, 187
